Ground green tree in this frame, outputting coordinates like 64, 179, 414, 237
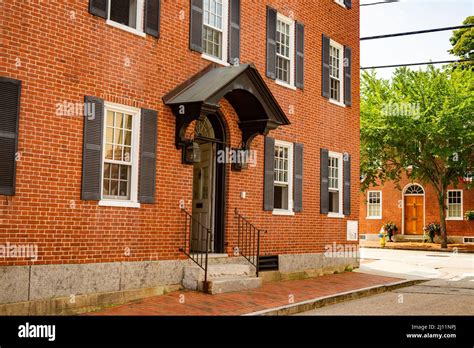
450, 16, 473, 69
361, 66, 474, 248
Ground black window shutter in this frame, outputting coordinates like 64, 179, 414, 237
320, 148, 329, 214
266, 6, 277, 79
344, 0, 352, 9
145, 0, 161, 38
139, 108, 158, 204
293, 143, 303, 212
190, 0, 204, 52
228, 0, 241, 65
81, 96, 104, 201
89, 0, 108, 19
0, 77, 21, 196
344, 46, 352, 106
343, 153, 351, 215
263, 136, 275, 211
322, 34, 330, 99
295, 22, 305, 89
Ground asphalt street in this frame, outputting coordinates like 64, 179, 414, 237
298, 248, 474, 315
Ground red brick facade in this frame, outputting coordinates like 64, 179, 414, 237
0, 0, 360, 268
359, 174, 474, 241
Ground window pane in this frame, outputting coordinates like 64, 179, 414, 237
124, 130, 132, 146
103, 179, 110, 196
105, 144, 113, 160
274, 185, 288, 210
110, 180, 118, 196
329, 191, 339, 213
107, 111, 114, 127
110, 0, 137, 29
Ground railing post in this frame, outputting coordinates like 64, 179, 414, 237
256, 230, 261, 277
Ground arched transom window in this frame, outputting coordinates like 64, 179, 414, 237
405, 184, 424, 195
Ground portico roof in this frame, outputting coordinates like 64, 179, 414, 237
163, 63, 290, 149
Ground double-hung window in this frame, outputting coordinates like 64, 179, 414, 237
276, 14, 295, 88
329, 40, 344, 104
328, 152, 343, 216
101, 103, 140, 207
202, 0, 229, 63
447, 190, 463, 220
273, 140, 293, 213
367, 191, 382, 219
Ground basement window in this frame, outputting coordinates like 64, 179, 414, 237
107, 0, 145, 36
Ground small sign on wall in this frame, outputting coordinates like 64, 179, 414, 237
347, 220, 359, 241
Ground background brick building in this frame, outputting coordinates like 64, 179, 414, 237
359, 174, 474, 243
0, 0, 360, 311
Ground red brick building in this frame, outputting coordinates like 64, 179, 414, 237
0, 0, 360, 312
359, 174, 474, 243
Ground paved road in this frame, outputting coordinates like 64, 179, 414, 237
298, 248, 474, 315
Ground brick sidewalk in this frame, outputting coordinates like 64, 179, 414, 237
86, 272, 401, 316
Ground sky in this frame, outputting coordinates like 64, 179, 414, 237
360, 0, 474, 79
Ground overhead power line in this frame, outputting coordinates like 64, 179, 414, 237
360, 0, 400, 7
361, 24, 474, 41
360, 59, 473, 70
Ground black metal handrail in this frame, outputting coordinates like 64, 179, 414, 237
179, 208, 211, 286
235, 209, 264, 277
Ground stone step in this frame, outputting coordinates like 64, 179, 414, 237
184, 264, 255, 281
207, 277, 262, 295
182, 262, 261, 294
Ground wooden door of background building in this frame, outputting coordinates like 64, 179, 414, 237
404, 196, 424, 235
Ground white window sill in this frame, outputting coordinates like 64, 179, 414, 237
273, 209, 295, 216
329, 98, 346, 108
201, 53, 230, 66
366, 216, 382, 220
99, 200, 141, 209
335, 1, 347, 9
446, 217, 463, 221
106, 20, 146, 38
276, 79, 297, 90
328, 212, 345, 219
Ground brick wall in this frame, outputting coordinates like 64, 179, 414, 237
0, 0, 360, 266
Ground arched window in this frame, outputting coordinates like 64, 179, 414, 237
405, 184, 424, 195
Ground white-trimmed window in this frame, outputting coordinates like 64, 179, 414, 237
107, 0, 145, 36
100, 102, 141, 208
276, 13, 295, 88
202, 0, 229, 64
335, 0, 346, 7
273, 140, 293, 214
328, 151, 343, 216
367, 191, 382, 219
447, 190, 463, 220
329, 40, 344, 104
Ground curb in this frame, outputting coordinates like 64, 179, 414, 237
243, 279, 426, 316
360, 245, 474, 254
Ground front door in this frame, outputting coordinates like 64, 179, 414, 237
192, 142, 215, 252
404, 196, 424, 235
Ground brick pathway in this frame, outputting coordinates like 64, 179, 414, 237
87, 272, 401, 316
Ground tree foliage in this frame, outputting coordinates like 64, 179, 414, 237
361, 66, 474, 247
449, 16, 474, 69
